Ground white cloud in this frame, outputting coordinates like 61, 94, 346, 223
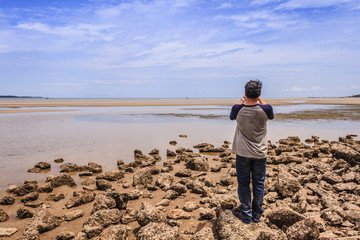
216, 2, 233, 9
276, 0, 354, 10
281, 87, 320, 92
251, 0, 283, 6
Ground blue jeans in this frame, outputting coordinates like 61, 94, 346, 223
235, 155, 267, 220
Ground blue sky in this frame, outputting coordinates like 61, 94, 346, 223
0, 0, 359, 98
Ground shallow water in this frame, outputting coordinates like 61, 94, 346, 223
0, 104, 359, 190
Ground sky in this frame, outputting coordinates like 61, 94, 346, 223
0, 0, 359, 98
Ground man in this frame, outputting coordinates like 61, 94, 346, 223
230, 80, 274, 223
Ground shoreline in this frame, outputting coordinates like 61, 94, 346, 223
0, 98, 360, 114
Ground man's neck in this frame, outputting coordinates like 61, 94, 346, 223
245, 98, 258, 105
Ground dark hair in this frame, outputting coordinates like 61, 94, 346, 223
245, 80, 262, 98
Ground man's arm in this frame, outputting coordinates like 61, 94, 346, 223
258, 97, 267, 105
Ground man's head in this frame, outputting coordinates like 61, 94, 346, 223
245, 80, 262, 99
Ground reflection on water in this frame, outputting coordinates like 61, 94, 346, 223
0, 105, 359, 190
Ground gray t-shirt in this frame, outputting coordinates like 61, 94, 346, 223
230, 104, 274, 159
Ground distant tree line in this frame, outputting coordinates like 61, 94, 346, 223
0, 95, 44, 98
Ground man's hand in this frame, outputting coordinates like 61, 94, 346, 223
237, 95, 247, 104
258, 97, 267, 105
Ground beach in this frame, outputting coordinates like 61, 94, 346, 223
0, 97, 359, 239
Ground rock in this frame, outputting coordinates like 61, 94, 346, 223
46, 193, 65, 202
167, 149, 176, 157
13, 180, 38, 196
20, 204, 62, 239
63, 210, 84, 221
179, 134, 187, 138
0, 208, 9, 222
96, 170, 124, 181
211, 165, 222, 172
149, 148, 160, 155
88, 162, 103, 173
92, 194, 116, 213
210, 193, 238, 209
65, 196, 82, 209
330, 143, 360, 166
333, 182, 357, 192
128, 189, 141, 200
200, 147, 225, 153
82, 225, 103, 239
60, 163, 80, 172
133, 167, 154, 188
192, 227, 215, 240
35, 161, 51, 169
92, 224, 129, 240
321, 172, 343, 184
47, 174, 76, 188
117, 159, 125, 166
54, 158, 64, 163
96, 179, 112, 191
183, 201, 199, 212
264, 192, 278, 203
0, 228, 18, 237
342, 171, 358, 182
266, 207, 305, 228
136, 202, 166, 226
163, 190, 178, 200
321, 208, 343, 226
121, 208, 138, 224
186, 157, 209, 171
169, 141, 177, 145
0, 195, 16, 205
17, 206, 35, 219
24, 200, 43, 208
156, 199, 171, 207
83, 209, 122, 233
170, 183, 187, 195
275, 169, 302, 197
286, 219, 320, 240
175, 169, 192, 177
56, 231, 75, 240
136, 222, 180, 239
6, 185, 18, 193
28, 167, 42, 173
219, 174, 233, 186
199, 208, 216, 220
168, 209, 191, 220
216, 208, 286, 240
38, 182, 53, 193
21, 192, 39, 203
155, 173, 174, 190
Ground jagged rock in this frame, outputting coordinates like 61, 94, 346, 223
92, 194, 116, 213
156, 199, 171, 207
192, 227, 215, 240
136, 222, 180, 239
54, 158, 64, 163
46, 193, 65, 202
88, 162, 103, 173
342, 171, 358, 182
264, 192, 278, 203
121, 208, 138, 224
83, 209, 122, 237
96, 170, 124, 181
211, 165, 222, 172
183, 201, 199, 212
128, 189, 141, 200
28, 167, 42, 173
186, 157, 209, 171
136, 202, 166, 226
20, 204, 62, 239
56, 231, 75, 240
167, 209, 191, 220
179, 134, 187, 138
199, 207, 216, 220
210, 193, 238, 209
275, 168, 302, 197
0, 196, 16, 205
17, 206, 35, 219
82, 225, 103, 239
167, 149, 176, 157
155, 173, 174, 190
163, 190, 178, 200
187, 180, 207, 195
149, 148, 160, 155
330, 143, 360, 166
219, 174, 233, 186
286, 219, 320, 240
133, 167, 153, 188
170, 183, 187, 195
63, 210, 84, 221
35, 161, 51, 169
194, 143, 214, 148
0, 208, 9, 222
92, 224, 129, 240
65, 196, 82, 209
14, 180, 38, 196
96, 179, 112, 191
321, 208, 343, 225
321, 172, 343, 184
175, 169, 192, 177
21, 192, 39, 203
24, 200, 43, 208
266, 207, 305, 228
38, 182, 53, 193
46, 174, 76, 188
0, 228, 18, 237
216, 208, 286, 240
60, 163, 80, 172
333, 182, 357, 192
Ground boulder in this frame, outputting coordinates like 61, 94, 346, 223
266, 207, 305, 228
275, 169, 302, 197
0, 208, 9, 222
83, 209, 122, 232
199, 207, 216, 220
46, 193, 65, 202
133, 167, 153, 188
286, 219, 320, 240
121, 208, 138, 224
136, 222, 180, 240
330, 143, 360, 166
186, 157, 209, 171
60, 163, 80, 172
56, 231, 75, 240
63, 210, 84, 221
96, 179, 112, 191
155, 173, 174, 190
88, 162, 103, 173
46, 174, 76, 188
0, 228, 18, 237
92, 224, 129, 240
35, 162, 51, 169
175, 169, 192, 177
14, 181, 38, 196
96, 170, 124, 181
167, 149, 176, 157
92, 195, 117, 213
136, 202, 166, 226
192, 227, 215, 240
183, 201, 199, 212
167, 209, 191, 220
170, 183, 187, 195
219, 174, 233, 186
21, 192, 39, 203
17, 207, 35, 219
333, 182, 357, 193
0, 196, 16, 205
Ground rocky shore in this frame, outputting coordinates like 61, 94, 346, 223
0, 135, 359, 239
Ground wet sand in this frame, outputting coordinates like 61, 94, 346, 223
0, 97, 359, 114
